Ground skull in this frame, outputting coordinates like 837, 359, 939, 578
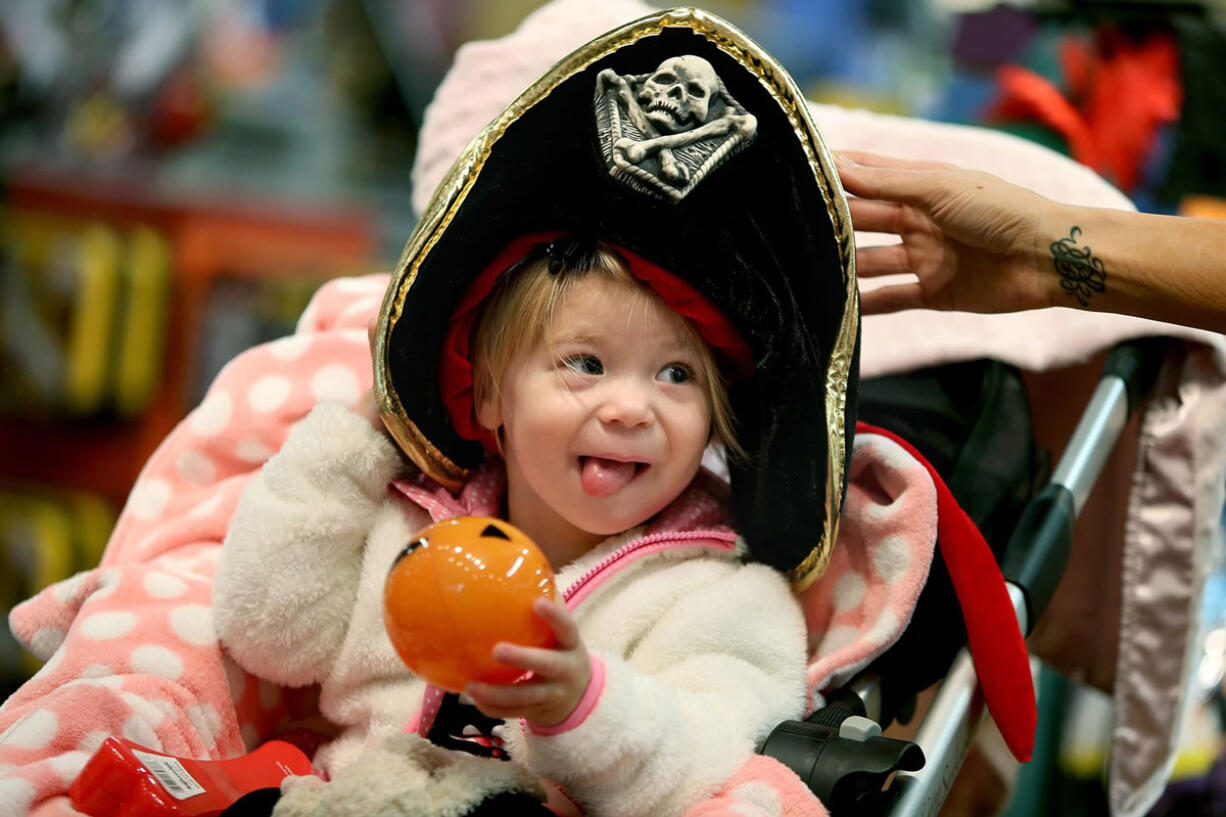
636, 56, 719, 134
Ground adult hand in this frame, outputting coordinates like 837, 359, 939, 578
836, 151, 1063, 315
466, 598, 593, 728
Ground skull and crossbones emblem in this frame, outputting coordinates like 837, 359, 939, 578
595, 55, 757, 201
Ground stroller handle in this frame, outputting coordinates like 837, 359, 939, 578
1052, 336, 1166, 515
1002, 336, 1167, 634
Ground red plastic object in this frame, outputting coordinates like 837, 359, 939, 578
69, 737, 315, 817
383, 516, 558, 692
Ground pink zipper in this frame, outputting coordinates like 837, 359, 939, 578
549, 781, 585, 816
533, 530, 736, 816
562, 529, 738, 608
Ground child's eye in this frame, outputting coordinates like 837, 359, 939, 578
658, 363, 694, 385
563, 354, 603, 375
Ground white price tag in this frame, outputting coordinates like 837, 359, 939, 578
132, 749, 207, 800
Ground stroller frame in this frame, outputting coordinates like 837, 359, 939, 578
763, 338, 1167, 816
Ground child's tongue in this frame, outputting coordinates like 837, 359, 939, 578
580, 457, 637, 497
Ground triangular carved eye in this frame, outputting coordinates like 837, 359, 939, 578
481, 524, 511, 540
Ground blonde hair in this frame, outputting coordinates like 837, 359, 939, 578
471, 242, 745, 463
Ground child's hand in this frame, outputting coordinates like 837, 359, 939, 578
465, 597, 592, 728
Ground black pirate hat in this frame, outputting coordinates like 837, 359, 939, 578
375, 7, 858, 589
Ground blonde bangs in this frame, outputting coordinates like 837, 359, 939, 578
470, 244, 746, 465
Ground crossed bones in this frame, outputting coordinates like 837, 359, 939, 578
597, 68, 756, 186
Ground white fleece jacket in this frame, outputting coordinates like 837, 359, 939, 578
213, 402, 808, 817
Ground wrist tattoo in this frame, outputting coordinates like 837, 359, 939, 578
1050, 226, 1106, 307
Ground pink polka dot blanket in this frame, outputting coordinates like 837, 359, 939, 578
0, 275, 938, 816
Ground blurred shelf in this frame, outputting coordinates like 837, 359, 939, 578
1, 166, 380, 509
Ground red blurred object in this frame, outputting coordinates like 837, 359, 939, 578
383, 516, 558, 692
69, 737, 314, 817
149, 69, 214, 149
989, 27, 1182, 192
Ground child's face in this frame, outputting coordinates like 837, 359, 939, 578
477, 274, 712, 555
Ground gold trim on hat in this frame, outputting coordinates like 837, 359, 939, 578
376, 7, 858, 584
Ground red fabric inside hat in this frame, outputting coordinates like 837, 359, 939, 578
439, 231, 755, 453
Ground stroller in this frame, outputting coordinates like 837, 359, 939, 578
4, 3, 1226, 817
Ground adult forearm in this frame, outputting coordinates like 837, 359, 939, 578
1036, 204, 1226, 333
839, 151, 1226, 329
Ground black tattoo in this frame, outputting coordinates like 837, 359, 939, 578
1050, 226, 1106, 307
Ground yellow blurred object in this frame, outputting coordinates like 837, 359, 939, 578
804, 80, 909, 116
63, 490, 117, 572
1167, 698, 1224, 782
113, 227, 172, 417
67, 224, 122, 414
1057, 669, 1224, 784
0, 493, 74, 600
1057, 682, 1111, 780
64, 93, 135, 158
0, 491, 76, 676
1180, 195, 1226, 221
0, 487, 117, 677
0, 212, 173, 417
461, 0, 548, 42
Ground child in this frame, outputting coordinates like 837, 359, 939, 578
215, 10, 867, 815
214, 236, 810, 817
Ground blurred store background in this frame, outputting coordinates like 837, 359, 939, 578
2, 1, 1225, 814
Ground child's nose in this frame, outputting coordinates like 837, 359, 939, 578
596, 381, 654, 428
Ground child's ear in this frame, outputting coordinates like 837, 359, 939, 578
475, 390, 502, 432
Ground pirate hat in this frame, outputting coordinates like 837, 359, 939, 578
375, 7, 858, 589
